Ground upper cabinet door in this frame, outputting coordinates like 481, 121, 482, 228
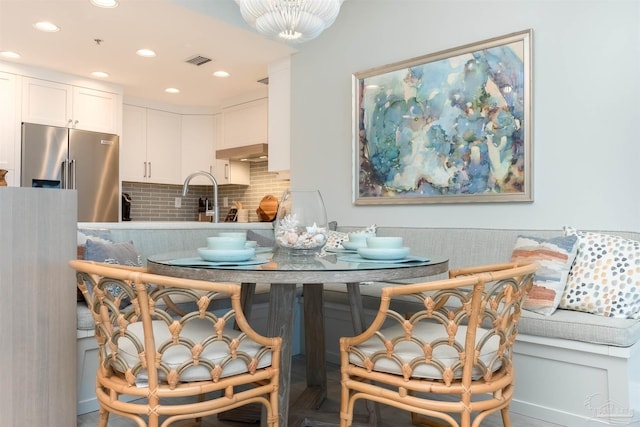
21, 77, 120, 134
22, 77, 72, 128
72, 86, 120, 133
146, 109, 182, 185
121, 104, 148, 182
181, 114, 215, 185
220, 98, 268, 149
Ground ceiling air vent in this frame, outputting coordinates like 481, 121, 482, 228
185, 55, 212, 66
257, 77, 269, 85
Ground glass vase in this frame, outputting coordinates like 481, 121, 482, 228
274, 190, 328, 255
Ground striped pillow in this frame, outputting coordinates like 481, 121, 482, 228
511, 235, 579, 316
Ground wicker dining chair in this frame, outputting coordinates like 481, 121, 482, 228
71, 259, 281, 427
339, 262, 537, 427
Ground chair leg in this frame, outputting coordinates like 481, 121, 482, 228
410, 413, 451, 427
194, 392, 205, 425
500, 407, 512, 427
340, 383, 353, 427
97, 406, 109, 427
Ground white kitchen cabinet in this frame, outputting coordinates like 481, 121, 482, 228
181, 114, 215, 185
219, 97, 268, 150
212, 159, 250, 186
0, 72, 19, 186
121, 104, 182, 184
72, 86, 120, 133
147, 109, 182, 184
267, 57, 291, 173
21, 77, 120, 134
209, 113, 250, 186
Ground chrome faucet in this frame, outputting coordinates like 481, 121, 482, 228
182, 171, 219, 223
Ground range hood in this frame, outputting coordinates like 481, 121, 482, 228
216, 143, 268, 162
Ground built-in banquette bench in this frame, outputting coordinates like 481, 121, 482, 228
327, 226, 640, 427
75, 223, 640, 426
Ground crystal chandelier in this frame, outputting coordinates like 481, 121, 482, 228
235, 0, 344, 43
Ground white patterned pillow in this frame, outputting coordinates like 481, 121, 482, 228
324, 224, 377, 249
560, 227, 640, 319
511, 235, 578, 316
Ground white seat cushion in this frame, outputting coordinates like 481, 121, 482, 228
350, 322, 500, 380
117, 319, 272, 382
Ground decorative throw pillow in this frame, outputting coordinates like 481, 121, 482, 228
83, 239, 143, 298
560, 227, 640, 319
76, 228, 115, 301
324, 224, 378, 250
510, 235, 579, 316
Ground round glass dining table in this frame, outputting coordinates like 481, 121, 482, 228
148, 249, 448, 427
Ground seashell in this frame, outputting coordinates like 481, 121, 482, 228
287, 232, 299, 245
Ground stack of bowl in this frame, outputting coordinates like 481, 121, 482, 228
197, 232, 256, 262
341, 231, 376, 251
356, 236, 410, 260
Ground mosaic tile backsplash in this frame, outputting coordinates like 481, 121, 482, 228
122, 161, 290, 223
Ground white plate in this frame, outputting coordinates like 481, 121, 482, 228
325, 246, 357, 254
338, 254, 429, 264
168, 256, 268, 267
254, 246, 274, 254
357, 246, 410, 260
197, 247, 255, 262
342, 241, 367, 251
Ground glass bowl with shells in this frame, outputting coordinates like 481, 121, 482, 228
274, 190, 328, 256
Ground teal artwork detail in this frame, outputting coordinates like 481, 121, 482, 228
354, 30, 532, 204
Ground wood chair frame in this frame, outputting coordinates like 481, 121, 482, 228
71, 259, 281, 427
339, 262, 537, 427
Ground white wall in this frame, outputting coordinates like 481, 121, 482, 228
289, 0, 640, 232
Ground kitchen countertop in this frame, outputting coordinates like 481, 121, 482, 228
78, 221, 274, 230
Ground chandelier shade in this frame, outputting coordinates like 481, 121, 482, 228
235, 0, 344, 43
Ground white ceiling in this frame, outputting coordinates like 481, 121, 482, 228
0, 0, 297, 108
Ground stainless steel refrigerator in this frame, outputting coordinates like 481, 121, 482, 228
21, 122, 120, 222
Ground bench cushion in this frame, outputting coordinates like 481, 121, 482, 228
518, 308, 640, 347
324, 283, 640, 348
77, 303, 94, 331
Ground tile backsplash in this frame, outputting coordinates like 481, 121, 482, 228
122, 161, 290, 222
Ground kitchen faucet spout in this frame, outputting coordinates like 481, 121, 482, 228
182, 171, 219, 223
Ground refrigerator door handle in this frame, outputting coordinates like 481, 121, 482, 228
70, 159, 76, 190
61, 160, 67, 189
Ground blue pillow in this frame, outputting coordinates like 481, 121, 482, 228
83, 239, 143, 298
84, 239, 142, 267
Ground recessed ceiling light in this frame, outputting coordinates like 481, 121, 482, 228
0, 51, 21, 59
213, 70, 230, 78
33, 21, 60, 32
90, 0, 119, 8
165, 88, 180, 94
91, 71, 109, 78
136, 48, 156, 58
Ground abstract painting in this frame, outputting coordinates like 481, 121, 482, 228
353, 30, 532, 205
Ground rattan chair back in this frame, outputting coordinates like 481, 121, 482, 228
71, 259, 281, 427
339, 262, 537, 427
